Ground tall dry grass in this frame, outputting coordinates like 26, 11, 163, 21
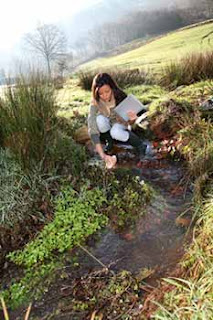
78, 68, 153, 91
160, 51, 213, 89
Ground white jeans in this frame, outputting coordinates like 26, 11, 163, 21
96, 114, 129, 142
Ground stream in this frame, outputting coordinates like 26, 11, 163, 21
80, 150, 193, 277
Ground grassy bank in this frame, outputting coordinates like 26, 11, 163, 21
153, 194, 213, 319
139, 81, 213, 319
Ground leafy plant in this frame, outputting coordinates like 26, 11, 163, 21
2, 186, 108, 308
8, 186, 108, 268
85, 167, 153, 230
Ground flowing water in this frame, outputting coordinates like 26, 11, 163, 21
76, 149, 193, 278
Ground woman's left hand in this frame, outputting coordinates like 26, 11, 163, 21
127, 111, 138, 121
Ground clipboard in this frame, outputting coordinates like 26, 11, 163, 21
114, 94, 146, 121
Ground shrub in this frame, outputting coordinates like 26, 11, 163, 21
160, 51, 213, 89
77, 68, 153, 91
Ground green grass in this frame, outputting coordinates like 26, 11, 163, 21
79, 20, 213, 74
56, 81, 167, 122
126, 84, 167, 104
32, 19, 213, 320
56, 78, 91, 118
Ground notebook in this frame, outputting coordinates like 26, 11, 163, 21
114, 94, 146, 121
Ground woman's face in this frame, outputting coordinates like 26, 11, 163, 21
98, 84, 112, 102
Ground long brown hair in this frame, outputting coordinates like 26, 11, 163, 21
92, 73, 127, 105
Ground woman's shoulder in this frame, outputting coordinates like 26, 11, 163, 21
89, 101, 99, 115
90, 98, 99, 107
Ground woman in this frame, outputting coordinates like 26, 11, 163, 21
88, 72, 147, 168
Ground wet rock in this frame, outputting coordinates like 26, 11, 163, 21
200, 97, 213, 111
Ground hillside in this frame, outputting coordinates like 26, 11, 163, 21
78, 19, 213, 73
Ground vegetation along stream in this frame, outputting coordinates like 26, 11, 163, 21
6, 146, 193, 320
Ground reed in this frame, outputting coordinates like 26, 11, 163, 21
0, 72, 58, 170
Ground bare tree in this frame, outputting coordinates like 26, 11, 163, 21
24, 24, 67, 77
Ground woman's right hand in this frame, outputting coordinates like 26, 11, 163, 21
95, 143, 117, 169
103, 154, 117, 169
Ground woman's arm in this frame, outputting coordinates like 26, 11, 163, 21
88, 106, 116, 168
88, 104, 101, 144
95, 143, 105, 159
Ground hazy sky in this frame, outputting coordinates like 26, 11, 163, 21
0, 0, 101, 70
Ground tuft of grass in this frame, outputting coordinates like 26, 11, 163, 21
0, 73, 58, 170
160, 51, 213, 89
0, 148, 56, 227
126, 84, 167, 105
177, 116, 213, 197
0, 147, 62, 257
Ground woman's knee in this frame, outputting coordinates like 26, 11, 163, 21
110, 124, 129, 142
96, 115, 111, 133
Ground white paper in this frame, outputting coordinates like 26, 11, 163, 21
114, 94, 146, 121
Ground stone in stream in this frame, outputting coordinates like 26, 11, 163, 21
175, 216, 191, 227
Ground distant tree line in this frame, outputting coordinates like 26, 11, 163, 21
85, 10, 183, 55
73, 2, 213, 65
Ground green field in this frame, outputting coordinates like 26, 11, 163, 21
79, 20, 213, 73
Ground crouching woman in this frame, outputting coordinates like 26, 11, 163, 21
88, 72, 146, 168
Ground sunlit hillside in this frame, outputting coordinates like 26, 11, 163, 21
79, 19, 213, 73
